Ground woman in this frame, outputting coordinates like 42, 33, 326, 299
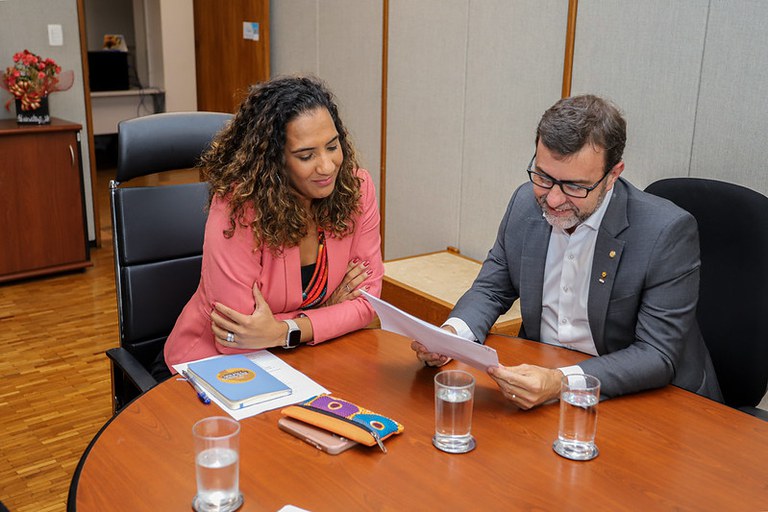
161, 75, 383, 373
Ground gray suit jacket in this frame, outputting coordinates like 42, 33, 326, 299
451, 178, 722, 401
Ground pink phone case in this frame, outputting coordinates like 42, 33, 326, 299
278, 417, 357, 455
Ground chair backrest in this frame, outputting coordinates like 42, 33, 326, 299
111, 112, 232, 370
644, 177, 768, 408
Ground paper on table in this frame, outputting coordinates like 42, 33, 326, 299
173, 351, 328, 421
362, 290, 499, 370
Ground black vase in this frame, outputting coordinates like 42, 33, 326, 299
15, 96, 51, 125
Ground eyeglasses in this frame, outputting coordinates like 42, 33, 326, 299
526, 153, 609, 199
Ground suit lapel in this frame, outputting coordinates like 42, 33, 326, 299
283, 244, 302, 311
588, 180, 629, 354
520, 215, 551, 341
324, 232, 350, 289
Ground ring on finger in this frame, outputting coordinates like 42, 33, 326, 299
511, 394, 517, 399
226, 331, 235, 343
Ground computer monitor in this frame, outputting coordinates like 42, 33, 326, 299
87, 51, 130, 91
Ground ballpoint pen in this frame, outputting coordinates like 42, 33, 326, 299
182, 369, 211, 405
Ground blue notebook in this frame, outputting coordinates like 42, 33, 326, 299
187, 354, 292, 409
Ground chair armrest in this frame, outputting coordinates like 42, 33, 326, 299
738, 405, 768, 422
106, 347, 158, 394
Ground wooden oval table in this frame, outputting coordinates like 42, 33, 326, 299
70, 330, 768, 511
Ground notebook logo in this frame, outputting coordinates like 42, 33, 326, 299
216, 368, 256, 384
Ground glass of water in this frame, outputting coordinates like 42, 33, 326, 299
192, 416, 243, 512
553, 374, 601, 461
433, 370, 476, 454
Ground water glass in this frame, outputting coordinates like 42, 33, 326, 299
192, 416, 244, 512
553, 374, 600, 461
433, 370, 476, 453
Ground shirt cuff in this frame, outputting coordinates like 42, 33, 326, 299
558, 364, 584, 376
557, 365, 586, 389
442, 317, 478, 342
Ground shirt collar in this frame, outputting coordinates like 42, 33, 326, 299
582, 187, 613, 232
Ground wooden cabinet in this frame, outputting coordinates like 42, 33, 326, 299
0, 118, 91, 282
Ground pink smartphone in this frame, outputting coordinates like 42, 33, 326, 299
278, 417, 357, 455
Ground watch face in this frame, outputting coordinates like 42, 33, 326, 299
286, 327, 301, 348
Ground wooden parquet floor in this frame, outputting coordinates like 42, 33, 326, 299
0, 165, 199, 512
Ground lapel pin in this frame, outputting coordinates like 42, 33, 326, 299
599, 271, 607, 284
609, 250, 616, 258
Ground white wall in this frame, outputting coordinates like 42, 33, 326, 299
459, 0, 567, 260
690, 0, 768, 192
571, 0, 711, 190
155, 0, 197, 112
385, 0, 469, 259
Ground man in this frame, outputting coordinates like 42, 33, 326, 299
413, 95, 722, 409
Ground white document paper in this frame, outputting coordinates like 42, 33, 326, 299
362, 291, 499, 370
173, 351, 328, 421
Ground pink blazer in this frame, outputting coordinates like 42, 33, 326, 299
164, 169, 383, 369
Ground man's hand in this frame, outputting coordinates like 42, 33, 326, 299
410, 339, 452, 367
487, 364, 563, 410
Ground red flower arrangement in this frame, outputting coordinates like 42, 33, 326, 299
2, 49, 73, 111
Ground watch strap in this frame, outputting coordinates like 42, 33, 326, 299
283, 319, 301, 349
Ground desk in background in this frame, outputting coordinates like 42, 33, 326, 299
382, 249, 521, 336
69, 330, 768, 511
90, 88, 165, 135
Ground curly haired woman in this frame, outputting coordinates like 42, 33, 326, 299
161, 76, 383, 374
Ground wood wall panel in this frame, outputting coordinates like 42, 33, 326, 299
193, 0, 270, 113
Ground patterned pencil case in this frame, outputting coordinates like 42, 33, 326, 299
281, 394, 404, 453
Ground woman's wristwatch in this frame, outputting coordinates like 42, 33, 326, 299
282, 319, 301, 349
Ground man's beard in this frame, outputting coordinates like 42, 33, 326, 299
537, 185, 609, 231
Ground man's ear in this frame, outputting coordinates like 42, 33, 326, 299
606, 160, 624, 189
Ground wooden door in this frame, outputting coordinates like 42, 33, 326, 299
193, 0, 270, 113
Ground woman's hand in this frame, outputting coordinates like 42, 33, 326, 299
211, 284, 285, 349
324, 259, 371, 307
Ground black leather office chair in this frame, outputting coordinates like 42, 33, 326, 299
645, 177, 768, 420
106, 111, 232, 413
